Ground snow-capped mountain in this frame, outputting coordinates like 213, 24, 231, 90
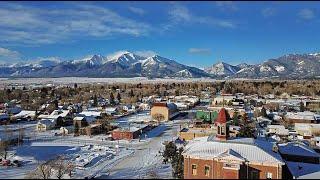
1, 52, 320, 79
204, 62, 240, 76
233, 53, 320, 79
0, 51, 209, 78
72, 55, 106, 66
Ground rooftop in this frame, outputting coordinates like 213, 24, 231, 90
183, 136, 283, 165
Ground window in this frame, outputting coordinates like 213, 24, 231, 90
218, 126, 220, 134
221, 126, 225, 135
192, 164, 197, 175
204, 166, 210, 176
250, 170, 259, 179
267, 172, 272, 179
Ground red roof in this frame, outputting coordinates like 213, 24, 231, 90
215, 108, 227, 124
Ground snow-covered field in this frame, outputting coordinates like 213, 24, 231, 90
0, 111, 190, 179
0, 77, 217, 87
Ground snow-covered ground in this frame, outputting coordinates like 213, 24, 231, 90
0, 110, 190, 179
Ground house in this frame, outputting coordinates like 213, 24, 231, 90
294, 123, 320, 137
151, 102, 179, 121
105, 107, 118, 115
173, 102, 189, 110
212, 95, 236, 106
179, 126, 215, 141
122, 104, 136, 113
38, 109, 72, 120
266, 125, 289, 136
278, 142, 320, 164
36, 118, 56, 131
111, 124, 151, 140
277, 142, 320, 179
285, 111, 320, 124
13, 110, 36, 121
60, 126, 73, 135
79, 123, 103, 136
73, 116, 90, 129
38, 109, 72, 127
183, 108, 285, 179
79, 110, 103, 122
138, 103, 151, 111
196, 110, 218, 123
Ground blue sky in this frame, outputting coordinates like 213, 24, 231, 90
0, 1, 320, 68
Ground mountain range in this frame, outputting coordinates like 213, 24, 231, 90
1, 51, 320, 79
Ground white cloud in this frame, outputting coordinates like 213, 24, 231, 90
262, 8, 276, 17
188, 48, 212, 55
134, 50, 157, 57
298, 8, 315, 20
0, 47, 21, 62
0, 3, 152, 45
128, 7, 146, 15
168, 5, 235, 29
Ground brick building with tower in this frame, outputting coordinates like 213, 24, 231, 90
183, 108, 285, 179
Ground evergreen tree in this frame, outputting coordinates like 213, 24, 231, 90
116, 92, 121, 103
53, 99, 59, 109
129, 89, 134, 97
74, 122, 79, 136
300, 102, 305, 112
261, 106, 267, 117
109, 92, 115, 105
172, 147, 184, 179
232, 111, 239, 126
93, 94, 98, 107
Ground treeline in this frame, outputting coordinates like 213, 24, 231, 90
1, 80, 320, 111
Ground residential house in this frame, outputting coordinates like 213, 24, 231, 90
122, 104, 136, 113
60, 126, 73, 135
13, 110, 36, 121
105, 107, 118, 116
285, 112, 320, 124
36, 118, 56, 131
266, 125, 290, 136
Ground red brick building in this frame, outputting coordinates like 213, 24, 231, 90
183, 108, 285, 179
111, 125, 153, 140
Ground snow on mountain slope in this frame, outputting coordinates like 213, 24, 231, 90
72, 55, 106, 66
205, 62, 240, 76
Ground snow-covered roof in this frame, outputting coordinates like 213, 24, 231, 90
183, 136, 283, 165
38, 118, 56, 126
105, 107, 117, 112
73, 116, 85, 121
286, 161, 320, 179
285, 111, 319, 121
267, 125, 286, 129
278, 142, 320, 157
13, 110, 36, 118
79, 110, 101, 117
38, 110, 70, 119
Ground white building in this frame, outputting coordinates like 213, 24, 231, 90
36, 118, 56, 131
266, 125, 289, 136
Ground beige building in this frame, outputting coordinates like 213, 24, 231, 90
151, 102, 179, 121
179, 126, 215, 141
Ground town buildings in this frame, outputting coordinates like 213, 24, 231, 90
183, 108, 285, 179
